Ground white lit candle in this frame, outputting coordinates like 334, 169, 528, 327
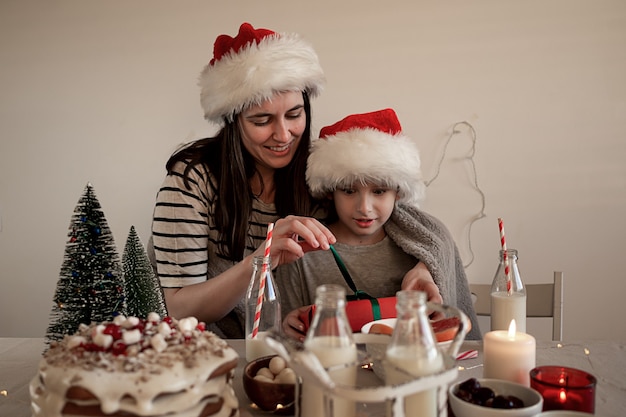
483, 319, 536, 386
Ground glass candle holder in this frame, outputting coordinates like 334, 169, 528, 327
529, 366, 596, 413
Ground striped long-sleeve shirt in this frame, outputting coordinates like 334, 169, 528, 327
152, 160, 278, 338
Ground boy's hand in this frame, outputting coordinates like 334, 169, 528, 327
401, 262, 443, 319
282, 306, 311, 342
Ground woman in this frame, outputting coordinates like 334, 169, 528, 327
151, 23, 335, 338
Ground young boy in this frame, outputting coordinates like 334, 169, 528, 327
276, 108, 480, 341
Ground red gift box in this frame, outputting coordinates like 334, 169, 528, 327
299, 296, 397, 333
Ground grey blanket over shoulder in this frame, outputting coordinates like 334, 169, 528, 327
384, 204, 482, 340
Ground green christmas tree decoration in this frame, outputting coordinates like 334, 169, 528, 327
122, 225, 168, 319
46, 183, 126, 345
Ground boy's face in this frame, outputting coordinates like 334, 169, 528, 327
331, 181, 399, 245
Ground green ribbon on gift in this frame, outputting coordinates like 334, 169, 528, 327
329, 245, 382, 321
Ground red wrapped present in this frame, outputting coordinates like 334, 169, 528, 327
299, 296, 397, 333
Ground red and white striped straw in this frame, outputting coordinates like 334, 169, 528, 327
498, 218, 512, 295
252, 222, 274, 339
456, 349, 479, 361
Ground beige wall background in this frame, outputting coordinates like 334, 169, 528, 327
1, 0, 624, 341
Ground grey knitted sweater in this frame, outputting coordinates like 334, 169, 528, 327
384, 204, 481, 340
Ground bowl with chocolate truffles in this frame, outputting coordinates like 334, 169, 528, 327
449, 378, 543, 417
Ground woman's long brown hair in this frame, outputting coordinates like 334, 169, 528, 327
165, 92, 317, 260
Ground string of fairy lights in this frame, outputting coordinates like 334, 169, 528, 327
457, 343, 593, 372
423, 121, 486, 268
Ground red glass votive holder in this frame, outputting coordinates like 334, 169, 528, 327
529, 366, 596, 413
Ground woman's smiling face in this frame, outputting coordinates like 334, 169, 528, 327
238, 90, 306, 172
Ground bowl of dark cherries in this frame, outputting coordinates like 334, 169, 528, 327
449, 378, 543, 417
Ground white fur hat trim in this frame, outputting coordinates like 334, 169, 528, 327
306, 128, 425, 206
199, 32, 325, 124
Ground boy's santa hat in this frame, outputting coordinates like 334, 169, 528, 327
199, 22, 325, 124
306, 108, 425, 206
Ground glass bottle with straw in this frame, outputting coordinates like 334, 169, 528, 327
245, 223, 282, 361
490, 218, 527, 332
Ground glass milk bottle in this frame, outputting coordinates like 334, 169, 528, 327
490, 249, 527, 332
385, 290, 444, 417
301, 284, 357, 417
245, 256, 281, 361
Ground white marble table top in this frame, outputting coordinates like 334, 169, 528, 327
1, 337, 623, 416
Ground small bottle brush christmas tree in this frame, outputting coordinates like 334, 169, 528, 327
46, 183, 126, 344
122, 225, 167, 319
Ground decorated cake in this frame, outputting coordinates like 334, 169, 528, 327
30, 313, 239, 417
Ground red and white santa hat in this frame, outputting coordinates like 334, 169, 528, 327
306, 108, 425, 206
199, 22, 325, 124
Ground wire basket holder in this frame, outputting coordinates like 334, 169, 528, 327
262, 306, 469, 417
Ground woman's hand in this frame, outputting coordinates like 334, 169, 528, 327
254, 215, 336, 268
282, 305, 311, 342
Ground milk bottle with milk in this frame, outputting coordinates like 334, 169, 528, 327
490, 249, 527, 332
245, 256, 281, 361
384, 290, 444, 417
301, 284, 357, 417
